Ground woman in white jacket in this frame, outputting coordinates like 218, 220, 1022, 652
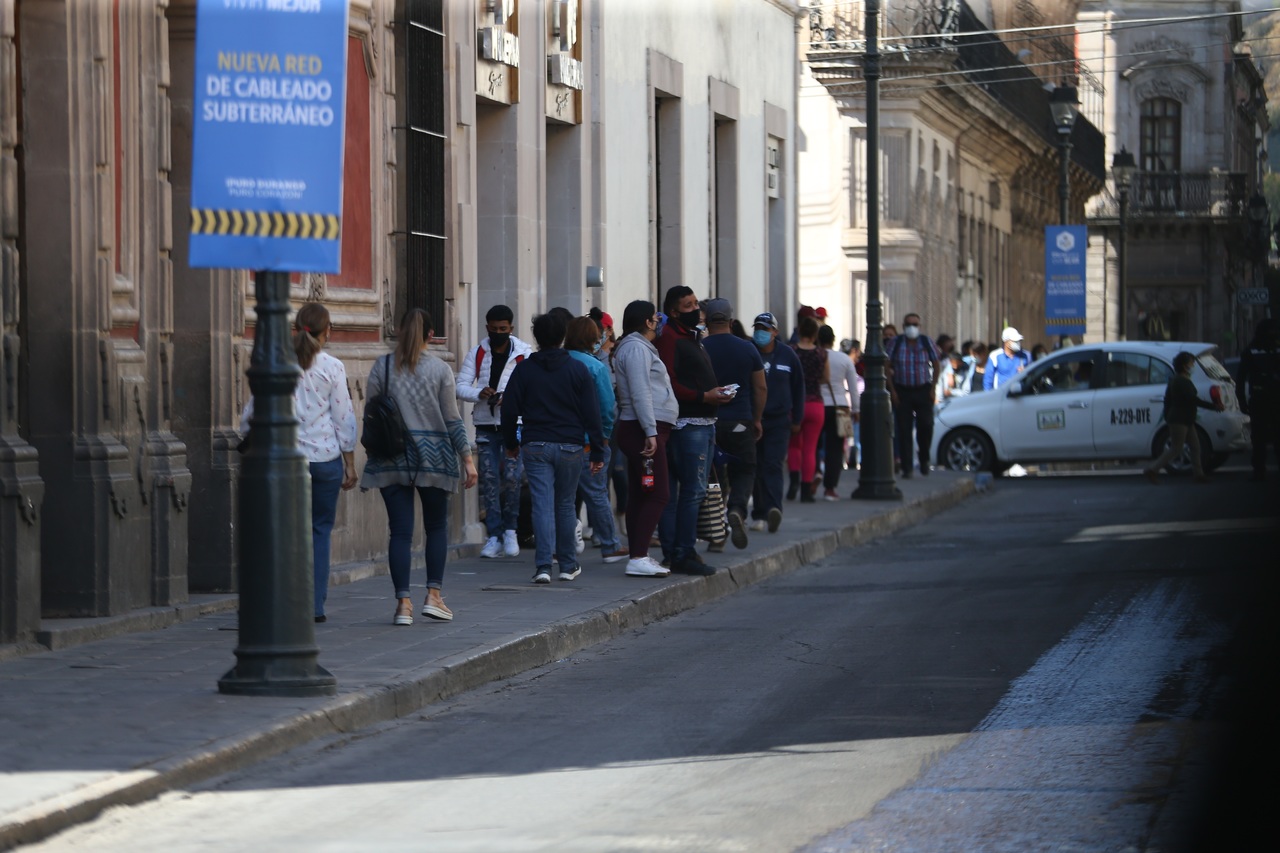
818, 325, 859, 500
240, 302, 358, 623
610, 300, 678, 579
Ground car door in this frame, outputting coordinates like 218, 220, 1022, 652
998, 350, 1101, 460
1092, 351, 1170, 457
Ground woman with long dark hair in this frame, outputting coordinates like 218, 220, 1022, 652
361, 308, 478, 626
787, 315, 829, 502
239, 302, 358, 623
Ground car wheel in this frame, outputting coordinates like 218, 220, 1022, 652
940, 428, 995, 472
1156, 426, 1212, 475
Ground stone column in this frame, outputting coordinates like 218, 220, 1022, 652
20, 0, 151, 616
167, 1, 241, 592
0, 0, 43, 646
138, 1, 190, 605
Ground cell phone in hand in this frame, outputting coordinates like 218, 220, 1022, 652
722, 384, 739, 397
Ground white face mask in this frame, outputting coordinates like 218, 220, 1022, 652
1007, 341, 1022, 353
904, 325, 920, 340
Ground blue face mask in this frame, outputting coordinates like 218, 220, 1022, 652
591, 340, 602, 354
753, 329, 772, 348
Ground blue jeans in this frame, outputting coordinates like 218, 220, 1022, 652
577, 443, 620, 552
380, 484, 449, 598
475, 429, 523, 538
309, 457, 344, 617
659, 423, 714, 564
522, 442, 583, 573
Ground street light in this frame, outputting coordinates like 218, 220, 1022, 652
1050, 86, 1079, 225
853, 0, 901, 502
1111, 147, 1136, 340
1248, 192, 1269, 257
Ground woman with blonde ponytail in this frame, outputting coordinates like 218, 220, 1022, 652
239, 301, 359, 623
361, 308, 478, 626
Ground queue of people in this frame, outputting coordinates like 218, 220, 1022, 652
245, 298, 972, 630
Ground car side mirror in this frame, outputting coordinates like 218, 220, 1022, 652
1006, 380, 1024, 396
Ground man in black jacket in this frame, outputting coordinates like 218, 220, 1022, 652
502, 313, 604, 583
1238, 318, 1280, 481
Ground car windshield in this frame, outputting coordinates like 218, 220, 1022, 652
1196, 354, 1232, 382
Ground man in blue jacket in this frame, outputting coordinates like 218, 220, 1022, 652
750, 312, 805, 533
985, 327, 1032, 391
502, 312, 604, 584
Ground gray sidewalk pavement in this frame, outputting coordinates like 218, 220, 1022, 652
0, 472, 979, 849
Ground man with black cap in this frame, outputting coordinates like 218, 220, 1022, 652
749, 311, 805, 532
702, 297, 766, 549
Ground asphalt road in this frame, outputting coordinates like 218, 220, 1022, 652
27, 470, 1279, 852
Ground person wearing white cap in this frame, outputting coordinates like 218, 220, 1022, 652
985, 327, 1032, 391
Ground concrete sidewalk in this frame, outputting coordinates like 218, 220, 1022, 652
0, 472, 978, 849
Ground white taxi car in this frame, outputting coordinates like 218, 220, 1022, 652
932, 341, 1250, 475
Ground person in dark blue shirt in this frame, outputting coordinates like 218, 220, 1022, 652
502, 312, 604, 584
701, 298, 766, 549
749, 312, 804, 533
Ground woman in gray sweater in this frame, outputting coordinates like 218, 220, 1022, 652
611, 300, 679, 578
362, 308, 478, 626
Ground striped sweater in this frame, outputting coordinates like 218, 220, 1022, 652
359, 353, 473, 492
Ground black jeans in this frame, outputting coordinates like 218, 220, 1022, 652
821, 406, 847, 490
715, 419, 758, 518
893, 384, 934, 471
752, 415, 791, 520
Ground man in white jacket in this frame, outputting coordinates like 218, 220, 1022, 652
456, 304, 534, 558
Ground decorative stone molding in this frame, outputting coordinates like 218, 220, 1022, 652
1134, 79, 1189, 103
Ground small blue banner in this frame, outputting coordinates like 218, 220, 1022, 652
189, 0, 349, 273
1044, 225, 1087, 337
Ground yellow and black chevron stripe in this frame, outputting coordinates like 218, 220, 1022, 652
190, 209, 340, 240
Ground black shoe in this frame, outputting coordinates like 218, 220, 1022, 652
767, 507, 783, 533
671, 556, 716, 576
900, 467, 913, 479
314, 615, 327, 624
786, 472, 800, 501
727, 511, 748, 549
919, 463, 931, 476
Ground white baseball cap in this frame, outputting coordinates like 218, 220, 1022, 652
1001, 327, 1023, 343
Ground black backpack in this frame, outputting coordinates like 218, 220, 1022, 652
361, 355, 410, 460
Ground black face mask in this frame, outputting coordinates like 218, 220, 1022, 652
678, 309, 701, 329
489, 332, 510, 350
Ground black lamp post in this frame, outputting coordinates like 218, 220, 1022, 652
853, 0, 901, 501
1248, 193, 1270, 261
1111, 147, 1136, 340
1050, 86, 1079, 226
219, 270, 337, 697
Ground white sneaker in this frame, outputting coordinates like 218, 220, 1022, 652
748, 519, 767, 532
574, 520, 586, 554
480, 536, 502, 559
625, 556, 670, 577
502, 530, 520, 557
1006, 463, 1028, 478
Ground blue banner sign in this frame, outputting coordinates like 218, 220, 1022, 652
189, 0, 349, 273
1044, 225, 1087, 336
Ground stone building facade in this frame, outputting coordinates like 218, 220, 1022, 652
799, 0, 1105, 349
0, 0, 797, 649
1080, 0, 1270, 350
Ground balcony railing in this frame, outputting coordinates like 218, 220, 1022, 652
1091, 173, 1248, 218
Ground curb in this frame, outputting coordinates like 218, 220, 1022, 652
0, 478, 975, 850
